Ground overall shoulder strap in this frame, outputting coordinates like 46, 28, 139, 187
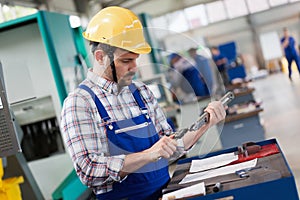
78, 84, 110, 121
128, 84, 147, 111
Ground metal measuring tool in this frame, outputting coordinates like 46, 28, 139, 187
173, 91, 235, 139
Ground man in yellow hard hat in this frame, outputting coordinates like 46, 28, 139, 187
60, 6, 226, 200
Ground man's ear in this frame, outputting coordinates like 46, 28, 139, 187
94, 49, 105, 63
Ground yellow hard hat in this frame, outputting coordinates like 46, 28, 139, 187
83, 6, 151, 54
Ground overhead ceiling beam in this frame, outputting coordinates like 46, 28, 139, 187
1, 0, 47, 10
73, 0, 89, 14
101, 0, 128, 8
118, 0, 219, 17
117, 0, 146, 9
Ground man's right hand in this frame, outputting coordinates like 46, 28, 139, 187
145, 136, 177, 162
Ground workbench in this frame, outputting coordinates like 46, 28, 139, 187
163, 139, 299, 200
221, 108, 265, 149
220, 80, 265, 149
228, 87, 255, 106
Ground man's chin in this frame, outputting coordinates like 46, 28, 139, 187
118, 79, 132, 87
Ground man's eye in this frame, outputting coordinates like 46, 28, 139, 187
121, 60, 130, 63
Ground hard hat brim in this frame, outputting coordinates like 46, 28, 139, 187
83, 32, 152, 54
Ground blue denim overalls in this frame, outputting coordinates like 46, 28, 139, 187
79, 84, 170, 200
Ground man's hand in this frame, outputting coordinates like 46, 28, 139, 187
145, 136, 177, 162
121, 135, 177, 176
204, 101, 226, 127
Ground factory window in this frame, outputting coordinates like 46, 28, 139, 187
184, 4, 208, 29
206, 0, 228, 23
151, 15, 170, 40
269, 0, 289, 6
224, 0, 249, 19
245, 0, 270, 13
0, 4, 37, 23
259, 31, 283, 61
166, 10, 189, 33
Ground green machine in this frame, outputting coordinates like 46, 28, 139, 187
0, 11, 90, 199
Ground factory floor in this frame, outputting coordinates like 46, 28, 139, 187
251, 72, 300, 197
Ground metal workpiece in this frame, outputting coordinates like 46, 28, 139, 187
219, 91, 235, 105
174, 91, 235, 139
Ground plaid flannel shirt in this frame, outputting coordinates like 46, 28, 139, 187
60, 70, 184, 195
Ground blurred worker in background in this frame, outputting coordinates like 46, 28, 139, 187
211, 46, 230, 86
281, 27, 300, 81
188, 47, 215, 94
60, 6, 226, 200
168, 53, 209, 100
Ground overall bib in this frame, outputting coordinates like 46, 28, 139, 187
79, 84, 170, 200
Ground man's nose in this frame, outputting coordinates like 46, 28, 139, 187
129, 62, 138, 72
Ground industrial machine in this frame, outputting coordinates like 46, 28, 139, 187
0, 10, 89, 199
0, 62, 43, 199
0, 62, 21, 158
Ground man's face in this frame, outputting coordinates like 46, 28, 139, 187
283, 30, 289, 38
211, 49, 219, 56
112, 48, 139, 87
170, 56, 181, 66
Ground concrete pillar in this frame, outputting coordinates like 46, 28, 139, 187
247, 15, 266, 69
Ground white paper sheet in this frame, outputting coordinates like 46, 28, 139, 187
180, 159, 257, 184
162, 182, 206, 200
189, 152, 238, 173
